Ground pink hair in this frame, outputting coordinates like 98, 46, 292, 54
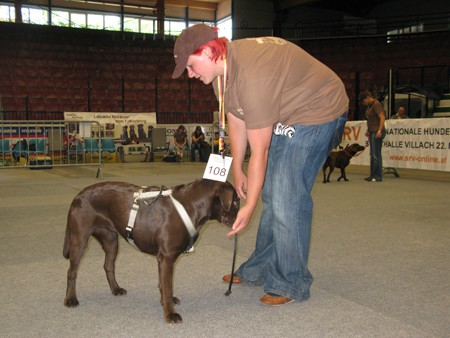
193, 27, 228, 61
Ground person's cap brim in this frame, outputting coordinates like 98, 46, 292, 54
172, 58, 187, 79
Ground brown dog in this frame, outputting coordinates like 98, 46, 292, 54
322, 143, 365, 183
63, 179, 239, 323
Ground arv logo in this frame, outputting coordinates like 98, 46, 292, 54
342, 126, 362, 141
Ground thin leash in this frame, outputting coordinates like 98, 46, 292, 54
343, 148, 365, 158
217, 55, 237, 297
224, 234, 237, 296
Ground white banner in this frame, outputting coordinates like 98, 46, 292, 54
341, 118, 450, 172
64, 112, 157, 139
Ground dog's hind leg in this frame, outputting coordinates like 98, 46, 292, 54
322, 166, 328, 183
64, 231, 89, 307
157, 254, 182, 323
337, 168, 348, 182
93, 228, 127, 296
326, 166, 335, 183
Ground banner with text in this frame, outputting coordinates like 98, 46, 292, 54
64, 112, 156, 140
341, 118, 449, 172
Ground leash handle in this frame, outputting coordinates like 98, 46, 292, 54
224, 234, 238, 296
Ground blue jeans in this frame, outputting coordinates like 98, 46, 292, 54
191, 142, 204, 161
368, 130, 386, 181
235, 112, 347, 301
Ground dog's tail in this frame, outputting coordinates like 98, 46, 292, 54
63, 224, 71, 259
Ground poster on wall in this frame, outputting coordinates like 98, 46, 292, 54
64, 112, 157, 141
341, 118, 449, 172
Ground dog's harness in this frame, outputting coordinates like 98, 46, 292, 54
125, 186, 196, 248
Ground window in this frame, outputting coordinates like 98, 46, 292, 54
387, 24, 424, 43
0, 1, 216, 35
21, 6, 48, 25
124, 17, 139, 32
0, 5, 11, 21
71, 13, 86, 28
104, 15, 121, 31
88, 13, 103, 30
217, 16, 232, 40
52, 10, 69, 27
140, 18, 155, 34
167, 20, 186, 36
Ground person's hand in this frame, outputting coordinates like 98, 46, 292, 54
233, 171, 248, 200
365, 130, 369, 137
375, 131, 383, 138
227, 204, 253, 237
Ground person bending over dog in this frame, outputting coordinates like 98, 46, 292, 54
172, 24, 348, 306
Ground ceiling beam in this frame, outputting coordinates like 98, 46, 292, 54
276, 0, 317, 11
164, 0, 217, 11
29, 0, 217, 11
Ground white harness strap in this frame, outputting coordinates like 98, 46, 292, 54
125, 187, 196, 247
170, 195, 196, 237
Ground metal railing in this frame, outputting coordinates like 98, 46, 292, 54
0, 120, 112, 177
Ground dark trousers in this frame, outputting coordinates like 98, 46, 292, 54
369, 130, 386, 181
191, 142, 204, 161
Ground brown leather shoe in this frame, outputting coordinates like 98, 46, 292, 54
222, 274, 244, 284
260, 293, 294, 306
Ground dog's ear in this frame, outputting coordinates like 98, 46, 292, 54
217, 182, 237, 212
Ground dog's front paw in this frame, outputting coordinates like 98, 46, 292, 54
64, 297, 79, 307
166, 312, 182, 324
112, 287, 127, 296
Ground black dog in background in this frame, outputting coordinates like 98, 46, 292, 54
322, 143, 365, 183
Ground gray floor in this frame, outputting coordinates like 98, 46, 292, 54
1, 162, 449, 338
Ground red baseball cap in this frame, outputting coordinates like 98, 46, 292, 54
172, 24, 218, 79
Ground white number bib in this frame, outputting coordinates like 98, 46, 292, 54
203, 154, 233, 182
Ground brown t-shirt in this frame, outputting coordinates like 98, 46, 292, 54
366, 100, 385, 132
213, 37, 349, 129
174, 131, 187, 145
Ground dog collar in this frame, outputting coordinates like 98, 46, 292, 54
343, 149, 354, 158
343, 148, 364, 158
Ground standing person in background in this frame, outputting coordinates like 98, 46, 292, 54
172, 24, 348, 305
120, 126, 129, 140
190, 126, 205, 161
360, 91, 386, 182
391, 106, 408, 119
